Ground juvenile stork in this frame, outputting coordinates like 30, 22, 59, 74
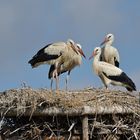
100, 33, 120, 67
89, 47, 136, 91
28, 39, 77, 90
48, 43, 86, 90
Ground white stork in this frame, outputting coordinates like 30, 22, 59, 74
100, 33, 120, 67
89, 47, 136, 91
48, 43, 86, 90
28, 39, 78, 90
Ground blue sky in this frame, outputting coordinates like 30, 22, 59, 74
0, 0, 140, 91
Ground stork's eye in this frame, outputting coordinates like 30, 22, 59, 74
77, 46, 80, 49
69, 40, 74, 45
108, 36, 111, 38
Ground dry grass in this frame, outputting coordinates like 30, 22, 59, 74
0, 87, 139, 117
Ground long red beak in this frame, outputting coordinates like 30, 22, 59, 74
89, 51, 97, 60
78, 48, 86, 58
89, 52, 94, 60
100, 38, 109, 46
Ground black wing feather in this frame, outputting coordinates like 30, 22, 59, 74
28, 53, 60, 67
114, 57, 119, 67
28, 43, 62, 67
36, 43, 52, 56
103, 72, 136, 91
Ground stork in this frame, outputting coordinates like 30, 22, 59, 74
100, 33, 120, 67
89, 47, 136, 91
48, 43, 86, 90
28, 39, 78, 90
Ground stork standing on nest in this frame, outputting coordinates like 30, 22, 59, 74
48, 43, 86, 90
89, 47, 136, 91
28, 39, 79, 90
100, 33, 120, 67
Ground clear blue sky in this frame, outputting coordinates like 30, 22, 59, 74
0, 0, 140, 91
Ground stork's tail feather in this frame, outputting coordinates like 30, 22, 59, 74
106, 72, 136, 92
28, 57, 38, 68
28, 59, 34, 67
125, 82, 136, 92
126, 87, 134, 92
122, 72, 136, 92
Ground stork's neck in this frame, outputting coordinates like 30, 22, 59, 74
93, 53, 101, 75
93, 53, 100, 64
105, 40, 113, 46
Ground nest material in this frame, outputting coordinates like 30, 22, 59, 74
0, 88, 140, 139
0, 88, 139, 117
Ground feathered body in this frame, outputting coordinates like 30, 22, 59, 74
48, 44, 85, 90
90, 47, 136, 91
28, 42, 70, 68
100, 34, 120, 67
28, 40, 85, 90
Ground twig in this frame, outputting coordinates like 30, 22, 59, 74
125, 106, 140, 117
49, 133, 54, 139
44, 122, 56, 138
38, 101, 47, 107
10, 124, 30, 135
0, 106, 14, 130
134, 132, 138, 140
139, 92, 140, 104
66, 115, 70, 128
10, 128, 21, 135
67, 122, 75, 140
68, 122, 75, 132
2, 106, 14, 116
68, 131, 72, 140
112, 119, 123, 133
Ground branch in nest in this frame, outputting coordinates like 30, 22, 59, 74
44, 122, 56, 138
68, 122, 75, 132
9, 124, 30, 135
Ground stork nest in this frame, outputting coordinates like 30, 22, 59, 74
0, 87, 139, 116
0, 88, 140, 139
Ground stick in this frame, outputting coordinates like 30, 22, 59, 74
10, 124, 30, 135
82, 115, 89, 140
45, 123, 56, 137
67, 122, 75, 140
68, 122, 75, 132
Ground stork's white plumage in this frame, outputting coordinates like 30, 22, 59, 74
48, 43, 86, 90
100, 33, 120, 67
89, 47, 136, 91
28, 39, 78, 90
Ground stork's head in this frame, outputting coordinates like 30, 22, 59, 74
93, 47, 101, 56
76, 44, 86, 58
67, 39, 75, 46
89, 47, 101, 60
67, 39, 81, 55
100, 33, 114, 46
